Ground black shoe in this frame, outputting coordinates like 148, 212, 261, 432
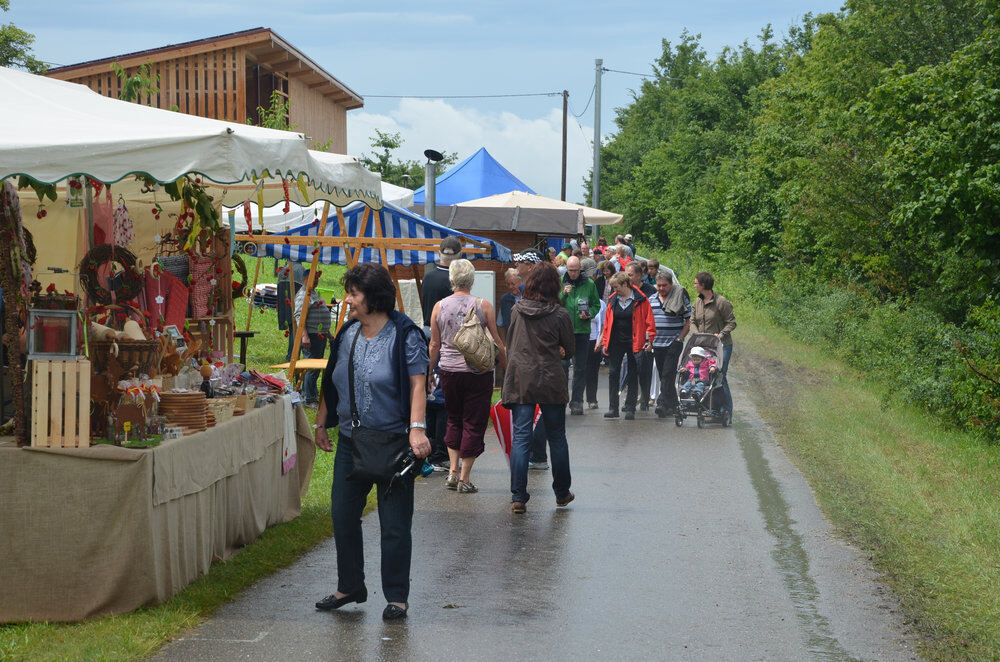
638, 403, 649, 412
624, 411, 635, 420
382, 603, 408, 620
569, 403, 584, 415
603, 410, 619, 419
316, 586, 368, 610
655, 406, 668, 418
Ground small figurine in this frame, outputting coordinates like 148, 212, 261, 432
199, 363, 214, 398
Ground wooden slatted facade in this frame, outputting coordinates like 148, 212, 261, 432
45, 28, 360, 153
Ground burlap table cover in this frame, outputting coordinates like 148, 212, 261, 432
0, 399, 315, 622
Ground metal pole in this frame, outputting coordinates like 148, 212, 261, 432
425, 160, 436, 223
592, 59, 603, 242
561, 89, 568, 201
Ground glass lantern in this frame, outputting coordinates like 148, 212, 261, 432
26, 309, 79, 360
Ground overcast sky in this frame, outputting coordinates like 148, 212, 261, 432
9, 0, 843, 202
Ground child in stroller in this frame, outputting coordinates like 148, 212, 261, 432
679, 346, 717, 400
673, 333, 730, 427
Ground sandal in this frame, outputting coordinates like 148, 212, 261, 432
457, 480, 478, 493
445, 473, 459, 490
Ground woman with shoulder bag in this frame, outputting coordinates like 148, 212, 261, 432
313, 263, 430, 621
503, 262, 576, 514
429, 259, 507, 494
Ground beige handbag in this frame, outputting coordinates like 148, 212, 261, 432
451, 298, 496, 372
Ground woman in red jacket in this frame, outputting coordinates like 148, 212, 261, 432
599, 272, 656, 419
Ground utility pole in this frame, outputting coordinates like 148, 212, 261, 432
592, 58, 603, 241
561, 89, 568, 201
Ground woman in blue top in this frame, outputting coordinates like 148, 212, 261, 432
313, 263, 430, 621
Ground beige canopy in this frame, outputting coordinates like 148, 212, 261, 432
456, 191, 623, 226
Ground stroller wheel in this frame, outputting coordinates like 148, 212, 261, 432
675, 416, 684, 427
696, 413, 706, 429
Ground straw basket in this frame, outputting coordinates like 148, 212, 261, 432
90, 339, 159, 375
206, 397, 236, 424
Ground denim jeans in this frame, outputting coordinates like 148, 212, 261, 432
561, 334, 592, 406
331, 434, 415, 604
719, 343, 734, 411
300, 332, 327, 402
510, 404, 572, 504
608, 341, 638, 412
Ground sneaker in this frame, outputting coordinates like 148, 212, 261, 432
556, 491, 575, 507
587, 402, 599, 410
603, 410, 619, 419
431, 462, 450, 472
624, 411, 635, 420
528, 461, 549, 470
303, 400, 318, 410
569, 403, 584, 416
457, 480, 478, 493
445, 473, 459, 490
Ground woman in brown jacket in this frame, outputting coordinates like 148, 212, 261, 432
691, 271, 736, 417
502, 262, 576, 514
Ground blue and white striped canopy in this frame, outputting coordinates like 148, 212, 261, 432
260, 201, 512, 265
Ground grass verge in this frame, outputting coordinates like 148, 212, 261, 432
0, 259, 367, 661
661, 250, 1000, 661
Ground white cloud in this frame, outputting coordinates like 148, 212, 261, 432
347, 99, 595, 203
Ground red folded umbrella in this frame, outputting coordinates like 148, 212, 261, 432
490, 402, 541, 466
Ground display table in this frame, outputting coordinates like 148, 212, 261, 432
0, 397, 315, 622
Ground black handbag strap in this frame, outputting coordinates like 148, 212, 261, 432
348, 326, 362, 429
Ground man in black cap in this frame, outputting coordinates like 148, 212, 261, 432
422, 235, 462, 336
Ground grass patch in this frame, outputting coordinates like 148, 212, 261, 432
0, 258, 370, 661
658, 249, 1000, 661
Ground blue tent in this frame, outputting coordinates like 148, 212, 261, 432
260, 201, 512, 266
412, 147, 535, 205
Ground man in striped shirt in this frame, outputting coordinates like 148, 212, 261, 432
650, 270, 692, 418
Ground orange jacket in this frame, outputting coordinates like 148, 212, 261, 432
599, 285, 656, 354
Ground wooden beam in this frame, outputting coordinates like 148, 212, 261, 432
371, 209, 405, 312
263, 58, 300, 72
47, 32, 269, 80
288, 200, 331, 380
235, 233, 491, 254
288, 69, 316, 79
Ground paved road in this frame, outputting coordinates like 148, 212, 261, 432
154, 370, 918, 661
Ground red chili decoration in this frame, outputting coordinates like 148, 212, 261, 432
283, 237, 291, 244
45, 283, 56, 294
243, 200, 252, 227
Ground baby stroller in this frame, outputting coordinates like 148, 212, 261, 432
674, 333, 730, 428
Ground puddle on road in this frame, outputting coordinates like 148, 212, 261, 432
735, 419, 861, 662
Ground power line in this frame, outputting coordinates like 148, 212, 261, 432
364, 92, 563, 99
571, 83, 596, 118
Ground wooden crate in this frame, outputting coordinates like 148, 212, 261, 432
31, 359, 91, 448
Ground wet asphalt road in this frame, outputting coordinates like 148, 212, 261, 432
153, 370, 918, 661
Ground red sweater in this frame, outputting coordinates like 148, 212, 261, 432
599, 286, 656, 354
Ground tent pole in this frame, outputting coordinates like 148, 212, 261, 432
244, 200, 267, 333
371, 208, 404, 312
288, 200, 331, 381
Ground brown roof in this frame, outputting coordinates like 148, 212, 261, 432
45, 27, 363, 110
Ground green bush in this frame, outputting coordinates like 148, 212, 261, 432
659, 249, 1000, 443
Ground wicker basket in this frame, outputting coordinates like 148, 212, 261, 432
206, 397, 236, 424
90, 339, 159, 376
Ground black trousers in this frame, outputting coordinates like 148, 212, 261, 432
585, 339, 601, 405
425, 402, 449, 465
331, 435, 414, 604
653, 340, 684, 412
561, 333, 591, 405
637, 350, 655, 406
608, 341, 638, 412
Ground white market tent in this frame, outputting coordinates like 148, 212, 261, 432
0, 66, 382, 208
455, 190, 622, 226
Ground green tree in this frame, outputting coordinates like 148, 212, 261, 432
0, 1, 45, 73
360, 130, 456, 188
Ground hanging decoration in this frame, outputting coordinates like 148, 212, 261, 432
112, 197, 135, 246
0, 179, 36, 444
78, 243, 143, 305
231, 254, 248, 298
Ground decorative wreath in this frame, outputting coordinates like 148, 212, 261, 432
79, 243, 144, 304
231, 254, 248, 298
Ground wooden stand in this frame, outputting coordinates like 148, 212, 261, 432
30, 359, 91, 448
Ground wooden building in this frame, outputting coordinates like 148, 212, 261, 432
45, 28, 362, 153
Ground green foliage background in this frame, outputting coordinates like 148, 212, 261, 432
596, 0, 1000, 441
